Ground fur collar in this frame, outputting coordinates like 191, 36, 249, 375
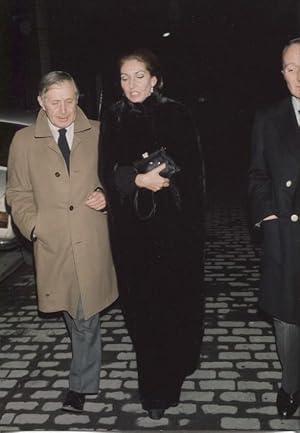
111, 91, 170, 118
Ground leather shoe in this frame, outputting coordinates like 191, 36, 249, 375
276, 387, 298, 418
148, 408, 165, 420
62, 390, 85, 413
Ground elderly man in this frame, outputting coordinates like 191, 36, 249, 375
6, 71, 118, 412
249, 38, 300, 418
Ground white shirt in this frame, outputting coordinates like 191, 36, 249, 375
291, 96, 300, 127
47, 120, 74, 150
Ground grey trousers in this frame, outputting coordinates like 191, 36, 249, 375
274, 318, 300, 394
63, 299, 101, 394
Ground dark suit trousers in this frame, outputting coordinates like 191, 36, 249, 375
274, 318, 300, 394
63, 298, 101, 394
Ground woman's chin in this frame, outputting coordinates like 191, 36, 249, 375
128, 96, 144, 103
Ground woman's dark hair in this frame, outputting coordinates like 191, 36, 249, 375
119, 48, 163, 90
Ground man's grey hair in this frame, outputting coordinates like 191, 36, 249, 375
282, 37, 300, 66
38, 71, 79, 99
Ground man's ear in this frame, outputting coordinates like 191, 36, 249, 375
281, 70, 288, 84
151, 76, 158, 88
37, 95, 45, 110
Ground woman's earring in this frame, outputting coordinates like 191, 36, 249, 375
150, 86, 154, 94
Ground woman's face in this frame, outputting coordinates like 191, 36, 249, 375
120, 59, 157, 103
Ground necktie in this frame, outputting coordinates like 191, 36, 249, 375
58, 128, 70, 172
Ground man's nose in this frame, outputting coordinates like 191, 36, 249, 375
60, 103, 67, 113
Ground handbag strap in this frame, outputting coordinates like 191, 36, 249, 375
134, 190, 157, 221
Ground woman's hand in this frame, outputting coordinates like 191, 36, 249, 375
135, 163, 170, 192
85, 190, 107, 211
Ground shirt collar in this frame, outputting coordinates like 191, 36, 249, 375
292, 96, 300, 114
47, 120, 74, 145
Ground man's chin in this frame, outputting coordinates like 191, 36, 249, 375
291, 90, 300, 99
52, 119, 73, 128
58, 121, 70, 127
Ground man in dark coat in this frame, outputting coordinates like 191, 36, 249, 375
249, 37, 300, 418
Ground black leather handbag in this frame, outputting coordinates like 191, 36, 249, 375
133, 147, 180, 220
133, 147, 180, 178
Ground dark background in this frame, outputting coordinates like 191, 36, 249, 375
1, 0, 300, 191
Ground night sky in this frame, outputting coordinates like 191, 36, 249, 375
1, 0, 300, 189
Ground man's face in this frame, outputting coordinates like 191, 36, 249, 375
38, 80, 77, 128
282, 43, 300, 99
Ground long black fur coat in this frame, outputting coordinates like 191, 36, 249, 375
99, 91, 205, 409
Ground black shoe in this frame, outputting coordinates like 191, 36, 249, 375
62, 390, 85, 413
148, 408, 165, 420
276, 387, 298, 418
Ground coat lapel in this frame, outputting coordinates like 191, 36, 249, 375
34, 109, 60, 155
71, 134, 81, 154
71, 107, 92, 154
34, 107, 92, 155
276, 98, 300, 163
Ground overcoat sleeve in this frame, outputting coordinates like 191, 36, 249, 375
248, 110, 277, 224
169, 104, 205, 230
99, 108, 137, 205
6, 129, 37, 240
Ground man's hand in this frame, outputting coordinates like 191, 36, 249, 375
85, 190, 106, 211
135, 163, 170, 192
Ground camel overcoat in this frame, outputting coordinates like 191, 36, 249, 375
6, 107, 118, 319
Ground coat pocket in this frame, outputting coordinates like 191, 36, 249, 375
262, 218, 281, 264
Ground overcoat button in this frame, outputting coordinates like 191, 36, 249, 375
286, 180, 292, 187
69, 205, 74, 211
55, 172, 60, 177
291, 214, 299, 222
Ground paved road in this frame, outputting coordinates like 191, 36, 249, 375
0, 194, 299, 432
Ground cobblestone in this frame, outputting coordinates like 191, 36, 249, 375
221, 417, 260, 430
0, 198, 299, 431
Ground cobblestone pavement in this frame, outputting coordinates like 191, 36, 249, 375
1, 195, 300, 432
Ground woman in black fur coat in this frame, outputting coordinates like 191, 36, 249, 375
99, 48, 205, 420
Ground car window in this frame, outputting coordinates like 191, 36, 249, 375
0, 123, 24, 167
